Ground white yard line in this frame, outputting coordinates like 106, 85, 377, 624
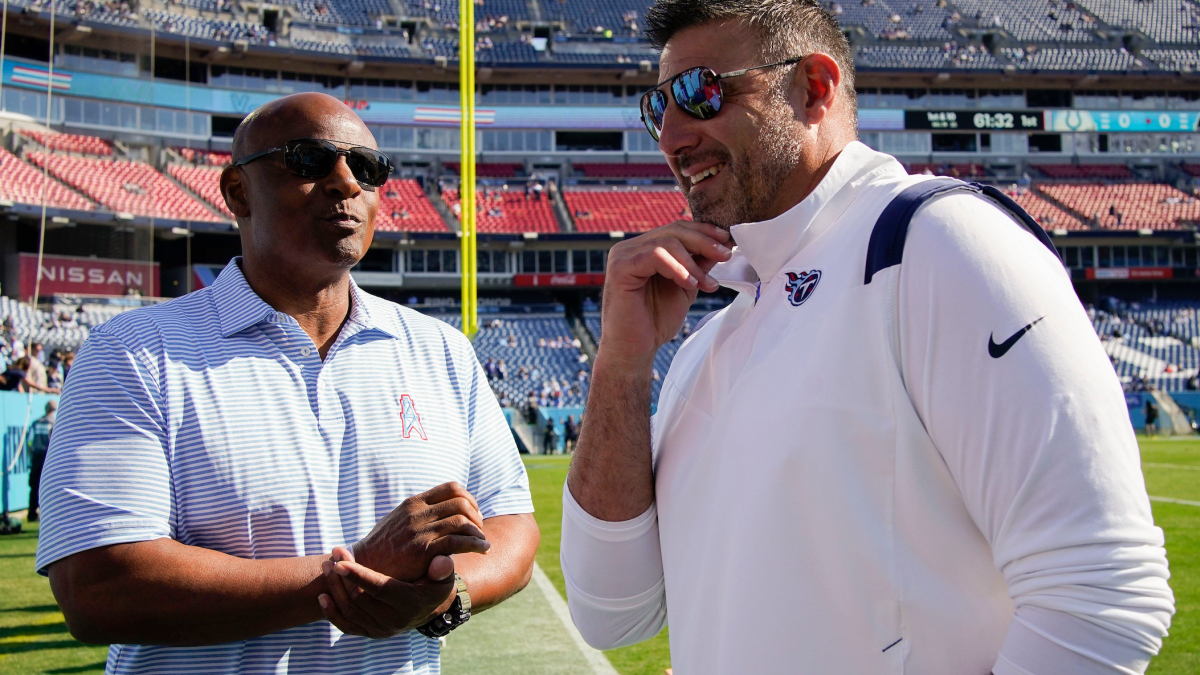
531, 562, 620, 675
1150, 496, 1200, 507
1143, 462, 1200, 471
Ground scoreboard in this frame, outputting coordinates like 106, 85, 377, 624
904, 110, 1045, 131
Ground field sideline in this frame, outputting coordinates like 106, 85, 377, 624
1, 439, 1196, 674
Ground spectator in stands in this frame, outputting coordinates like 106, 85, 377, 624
26, 342, 48, 390
35, 93, 537, 671
563, 2, 1173, 673
497, 359, 508, 380
26, 400, 56, 523
0, 356, 57, 393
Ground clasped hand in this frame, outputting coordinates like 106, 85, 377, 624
317, 481, 488, 638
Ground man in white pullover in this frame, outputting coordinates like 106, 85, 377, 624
560, 1, 1175, 674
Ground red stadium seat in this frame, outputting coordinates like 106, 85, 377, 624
563, 188, 689, 233
375, 179, 449, 232
176, 147, 232, 166
0, 147, 95, 211
442, 188, 559, 233
168, 164, 234, 220
1037, 182, 1200, 231
444, 162, 524, 178
27, 152, 223, 222
18, 130, 112, 156
1033, 164, 1133, 179
573, 164, 675, 179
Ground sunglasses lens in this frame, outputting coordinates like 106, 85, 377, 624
346, 147, 393, 188
642, 90, 666, 141
672, 67, 722, 120
287, 140, 337, 178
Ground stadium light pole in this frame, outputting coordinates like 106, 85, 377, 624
458, 0, 477, 339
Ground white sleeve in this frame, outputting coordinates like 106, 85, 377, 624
899, 193, 1175, 675
560, 483, 667, 649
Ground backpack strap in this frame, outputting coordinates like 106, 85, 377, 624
863, 178, 1059, 285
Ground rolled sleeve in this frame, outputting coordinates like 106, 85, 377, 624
900, 194, 1175, 673
34, 331, 173, 575
560, 483, 667, 650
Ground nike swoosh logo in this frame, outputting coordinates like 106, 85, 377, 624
988, 316, 1045, 358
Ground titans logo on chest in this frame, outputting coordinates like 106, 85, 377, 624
783, 270, 822, 307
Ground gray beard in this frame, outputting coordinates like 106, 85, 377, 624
686, 103, 804, 230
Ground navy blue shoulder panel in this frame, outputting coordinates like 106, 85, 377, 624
863, 178, 1059, 285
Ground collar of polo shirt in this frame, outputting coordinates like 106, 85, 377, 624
210, 257, 401, 340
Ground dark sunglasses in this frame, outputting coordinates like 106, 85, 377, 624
639, 57, 806, 141
233, 138, 394, 190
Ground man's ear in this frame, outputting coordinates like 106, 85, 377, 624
219, 165, 252, 219
789, 53, 841, 125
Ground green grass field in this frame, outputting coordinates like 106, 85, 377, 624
1, 440, 1197, 674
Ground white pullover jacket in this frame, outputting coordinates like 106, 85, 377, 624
561, 142, 1174, 675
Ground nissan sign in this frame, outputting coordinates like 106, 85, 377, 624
20, 253, 160, 300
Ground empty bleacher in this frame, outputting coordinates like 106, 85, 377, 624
999, 47, 1147, 72
1077, 0, 1200, 45
564, 188, 688, 233
855, 45, 1004, 70
445, 162, 524, 178
1009, 189, 1086, 230
0, 148, 95, 212
1035, 164, 1134, 179
376, 179, 449, 232
908, 163, 987, 178
19, 130, 112, 156
833, 0, 955, 40
1037, 182, 1200, 230
144, 10, 273, 42
949, 0, 1099, 43
176, 148, 232, 166
586, 311, 711, 405
168, 164, 234, 220
574, 163, 674, 179
28, 152, 223, 222
442, 188, 558, 233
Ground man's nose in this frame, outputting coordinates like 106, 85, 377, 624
323, 154, 362, 198
657, 92, 703, 159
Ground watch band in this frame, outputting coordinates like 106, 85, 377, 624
416, 573, 471, 639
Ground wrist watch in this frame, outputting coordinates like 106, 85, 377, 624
416, 573, 472, 639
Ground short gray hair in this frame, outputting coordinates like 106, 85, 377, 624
645, 0, 857, 123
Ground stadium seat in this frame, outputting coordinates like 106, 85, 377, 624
19, 130, 112, 156
28, 152, 224, 222
168, 165, 234, 220
1034, 164, 1133, 179
470, 314, 590, 407
176, 148, 232, 166
442, 188, 559, 233
574, 163, 674, 179
564, 188, 689, 233
444, 162, 524, 178
376, 179, 450, 232
0, 148, 95, 211
1037, 182, 1200, 230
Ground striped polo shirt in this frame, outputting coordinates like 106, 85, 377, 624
35, 258, 533, 675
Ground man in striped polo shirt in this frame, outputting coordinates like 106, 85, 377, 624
35, 92, 539, 674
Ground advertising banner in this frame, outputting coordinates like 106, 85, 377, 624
19, 253, 160, 300
1085, 267, 1173, 280
513, 273, 605, 287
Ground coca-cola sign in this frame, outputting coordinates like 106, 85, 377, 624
20, 253, 160, 300
512, 273, 606, 287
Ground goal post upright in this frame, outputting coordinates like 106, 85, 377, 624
459, 0, 478, 339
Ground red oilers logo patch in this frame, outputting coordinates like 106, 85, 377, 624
399, 394, 427, 440
784, 270, 821, 307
